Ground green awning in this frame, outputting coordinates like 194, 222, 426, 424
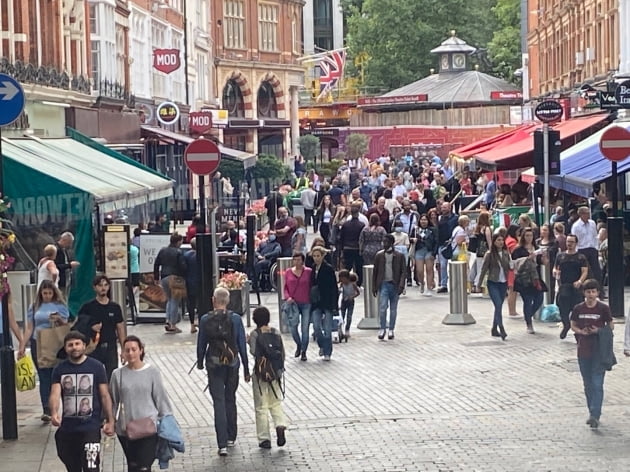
1, 136, 174, 213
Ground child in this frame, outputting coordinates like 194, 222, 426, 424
338, 270, 360, 338
247, 307, 288, 449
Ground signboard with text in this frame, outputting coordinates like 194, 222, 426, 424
156, 101, 180, 126
153, 49, 181, 74
357, 94, 428, 106
614, 80, 630, 109
490, 91, 523, 100
189, 111, 213, 134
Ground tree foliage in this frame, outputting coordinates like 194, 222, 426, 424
251, 154, 292, 180
487, 0, 522, 83
343, 0, 501, 90
345, 133, 370, 159
298, 134, 320, 161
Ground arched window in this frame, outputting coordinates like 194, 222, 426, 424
257, 81, 277, 118
222, 79, 244, 117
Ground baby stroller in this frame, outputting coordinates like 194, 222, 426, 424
331, 311, 347, 343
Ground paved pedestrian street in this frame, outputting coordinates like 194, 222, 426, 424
2, 291, 630, 471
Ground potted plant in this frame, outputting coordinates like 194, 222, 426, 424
217, 271, 249, 314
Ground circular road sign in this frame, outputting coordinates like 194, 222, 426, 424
0, 73, 26, 127
156, 101, 180, 126
184, 138, 221, 175
599, 125, 630, 162
534, 100, 563, 123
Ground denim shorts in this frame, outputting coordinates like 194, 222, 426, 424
414, 247, 434, 261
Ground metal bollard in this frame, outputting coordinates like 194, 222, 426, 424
443, 260, 476, 325
276, 257, 293, 333
358, 265, 379, 329
21, 284, 37, 324
110, 280, 129, 328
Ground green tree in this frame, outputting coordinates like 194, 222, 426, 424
487, 0, 522, 83
343, 0, 498, 90
298, 135, 320, 162
218, 159, 245, 184
251, 154, 292, 180
345, 133, 370, 159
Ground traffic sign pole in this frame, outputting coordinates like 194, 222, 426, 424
0, 73, 23, 441
543, 123, 550, 225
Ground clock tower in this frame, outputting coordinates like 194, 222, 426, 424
430, 30, 476, 74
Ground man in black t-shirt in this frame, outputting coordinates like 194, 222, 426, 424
49, 331, 115, 472
554, 234, 589, 339
78, 275, 125, 381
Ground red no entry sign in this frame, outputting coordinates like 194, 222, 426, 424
184, 138, 221, 175
599, 125, 630, 162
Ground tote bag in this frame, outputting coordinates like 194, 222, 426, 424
37, 324, 71, 368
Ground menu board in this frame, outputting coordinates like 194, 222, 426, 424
103, 225, 129, 279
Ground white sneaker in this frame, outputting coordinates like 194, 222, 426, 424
424, 289, 433, 297
378, 329, 386, 340
227, 440, 236, 447
323, 355, 331, 361
218, 447, 228, 456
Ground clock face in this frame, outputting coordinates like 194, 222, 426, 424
453, 53, 466, 68
441, 54, 449, 70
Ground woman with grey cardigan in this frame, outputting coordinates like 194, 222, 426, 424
479, 233, 514, 341
110, 336, 173, 472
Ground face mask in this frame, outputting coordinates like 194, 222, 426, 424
395, 227, 402, 233
268, 235, 276, 242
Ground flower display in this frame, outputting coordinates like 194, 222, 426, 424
247, 199, 266, 217
0, 237, 16, 299
217, 271, 248, 290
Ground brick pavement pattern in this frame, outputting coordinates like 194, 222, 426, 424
2, 291, 630, 471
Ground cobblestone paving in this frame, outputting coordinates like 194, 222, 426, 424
3, 290, 630, 471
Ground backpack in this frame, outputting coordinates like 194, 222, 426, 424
254, 329, 285, 398
205, 310, 237, 366
514, 258, 538, 291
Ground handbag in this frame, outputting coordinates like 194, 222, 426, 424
168, 275, 187, 301
118, 368, 157, 440
441, 242, 453, 260
15, 355, 36, 391
37, 321, 71, 368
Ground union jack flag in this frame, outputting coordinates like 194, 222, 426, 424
318, 49, 346, 95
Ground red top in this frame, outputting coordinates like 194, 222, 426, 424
284, 267, 312, 304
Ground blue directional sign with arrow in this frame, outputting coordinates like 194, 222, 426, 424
0, 73, 25, 127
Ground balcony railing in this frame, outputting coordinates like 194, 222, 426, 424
96, 79, 136, 108
0, 58, 91, 94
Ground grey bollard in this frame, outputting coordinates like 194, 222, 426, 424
358, 265, 379, 329
110, 280, 129, 332
443, 260, 476, 325
21, 284, 37, 323
276, 257, 293, 334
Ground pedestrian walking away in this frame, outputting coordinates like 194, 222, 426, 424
154, 232, 187, 333
248, 307, 288, 449
479, 233, 513, 341
48, 331, 115, 472
55, 231, 80, 300
372, 234, 406, 341
78, 275, 126, 381
197, 287, 250, 456
570, 279, 615, 429
110, 335, 177, 471
338, 270, 360, 338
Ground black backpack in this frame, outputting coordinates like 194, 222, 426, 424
205, 310, 237, 366
254, 329, 285, 398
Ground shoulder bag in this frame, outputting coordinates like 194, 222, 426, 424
37, 317, 71, 368
117, 368, 157, 440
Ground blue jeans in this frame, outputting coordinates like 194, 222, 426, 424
578, 356, 606, 420
312, 308, 333, 356
161, 276, 181, 325
289, 303, 311, 352
207, 365, 240, 448
438, 247, 449, 288
378, 282, 400, 330
487, 281, 507, 326
31, 339, 53, 413
521, 291, 544, 325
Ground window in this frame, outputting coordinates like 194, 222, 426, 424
258, 3, 278, 52
257, 81, 277, 118
223, 80, 244, 117
90, 4, 98, 35
314, 0, 333, 51
224, 0, 245, 49
292, 14, 300, 54
91, 41, 100, 85
115, 24, 125, 85
197, 53, 207, 100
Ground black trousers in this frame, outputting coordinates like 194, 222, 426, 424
557, 284, 583, 329
55, 429, 101, 472
118, 434, 158, 471
90, 344, 118, 382
304, 208, 314, 229
186, 288, 198, 325
343, 249, 363, 286
579, 248, 603, 286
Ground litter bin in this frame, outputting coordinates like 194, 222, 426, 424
276, 257, 293, 333
443, 261, 476, 325
358, 265, 379, 329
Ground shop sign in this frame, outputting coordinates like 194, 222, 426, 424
534, 100, 563, 123
614, 80, 630, 109
357, 94, 428, 106
599, 91, 619, 110
153, 49, 181, 74
189, 111, 213, 134
156, 101, 180, 126
490, 91, 523, 100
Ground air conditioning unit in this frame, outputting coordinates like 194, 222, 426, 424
575, 51, 584, 66
586, 47, 596, 61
